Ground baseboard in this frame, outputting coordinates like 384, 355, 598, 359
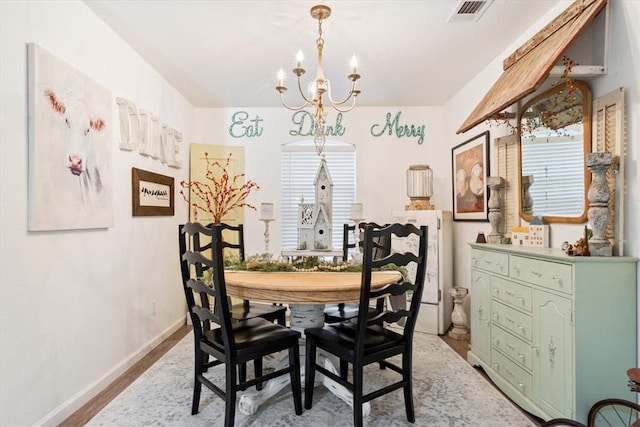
34, 316, 187, 427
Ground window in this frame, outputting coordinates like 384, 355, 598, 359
280, 140, 356, 250
521, 135, 584, 217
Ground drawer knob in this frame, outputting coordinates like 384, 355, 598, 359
531, 270, 543, 278
506, 342, 515, 350
512, 266, 520, 275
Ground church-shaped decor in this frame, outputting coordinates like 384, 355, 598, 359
297, 157, 333, 250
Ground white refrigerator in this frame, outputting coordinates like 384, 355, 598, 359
390, 210, 453, 335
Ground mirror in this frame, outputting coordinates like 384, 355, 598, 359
517, 80, 592, 224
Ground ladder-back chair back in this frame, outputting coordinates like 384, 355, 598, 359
179, 222, 302, 427
305, 222, 428, 427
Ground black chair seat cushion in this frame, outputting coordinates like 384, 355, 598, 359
204, 317, 300, 352
232, 303, 287, 322
305, 318, 403, 355
323, 303, 378, 323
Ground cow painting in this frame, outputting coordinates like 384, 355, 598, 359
43, 89, 107, 208
28, 44, 112, 231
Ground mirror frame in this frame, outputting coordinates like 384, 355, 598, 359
517, 80, 592, 224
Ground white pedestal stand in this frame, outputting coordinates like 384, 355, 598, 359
238, 304, 370, 417
447, 287, 470, 341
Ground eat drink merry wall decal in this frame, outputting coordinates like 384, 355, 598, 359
228, 110, 426, 145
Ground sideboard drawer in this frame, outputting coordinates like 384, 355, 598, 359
492, 349, 533, 397
492, 300, 532, 341
471, 249, 509, 276
492, 325, 533, 371
492, 276, 532, 312
510, 255, 573, 295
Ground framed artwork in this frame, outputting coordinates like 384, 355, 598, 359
452, 131, 490, 221
27, 43, 113, 231
132, 168, 174, 216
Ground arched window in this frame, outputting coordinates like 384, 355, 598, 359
280, 140, 356, 250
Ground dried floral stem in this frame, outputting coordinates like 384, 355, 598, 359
180, 152, 259, 222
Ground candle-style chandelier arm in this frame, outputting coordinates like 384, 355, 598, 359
276, 86, 311, 111
325, 73, 361, 110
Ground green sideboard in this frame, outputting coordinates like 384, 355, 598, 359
467, 243, 637, 423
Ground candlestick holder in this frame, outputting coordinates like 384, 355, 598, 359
259, 219, 274, 260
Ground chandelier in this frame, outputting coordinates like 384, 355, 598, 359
276, 4, 361, 156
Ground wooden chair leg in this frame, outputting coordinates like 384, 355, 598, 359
277, 310, 286, 326
289, 344, 303, 415
254, 357, 263, 390
340, 359, 349, 380
192, 350, 203, 415
304, 338, 316, 409
353, 364, 364, 427
238, 362, 247, 384
403, 352, 415, 422
225, 364, 237, 427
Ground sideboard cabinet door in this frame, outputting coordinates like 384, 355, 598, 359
469, 269, 491, 365
533, 290, 573, 419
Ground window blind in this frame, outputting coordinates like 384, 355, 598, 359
280, 141, 356, 250
521, 137, 584, 217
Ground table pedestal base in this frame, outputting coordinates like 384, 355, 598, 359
238, 304, 370, 417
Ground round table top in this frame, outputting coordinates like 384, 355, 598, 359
224, 270, 402, 304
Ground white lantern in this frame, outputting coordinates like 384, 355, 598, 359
406, 165, 434, 210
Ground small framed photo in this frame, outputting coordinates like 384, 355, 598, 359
132, 168, 174, 216
452, 131, 490, 221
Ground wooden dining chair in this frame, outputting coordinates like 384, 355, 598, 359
179, 222, 303, 427
323, 222, 391, 324
305, 222, 428, 427
181, 223, 286, 387
194, 222, 287, 326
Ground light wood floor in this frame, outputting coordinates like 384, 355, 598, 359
61, 326, 543, 426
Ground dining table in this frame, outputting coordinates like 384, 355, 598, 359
223, 270, 403, 417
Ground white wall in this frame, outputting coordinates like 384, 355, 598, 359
0, 1, 193, 425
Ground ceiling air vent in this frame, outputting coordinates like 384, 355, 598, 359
448, 0, 493, 22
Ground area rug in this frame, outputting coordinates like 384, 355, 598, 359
88, 332, 536, 427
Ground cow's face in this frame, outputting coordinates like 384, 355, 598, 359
44, 89, 105, 176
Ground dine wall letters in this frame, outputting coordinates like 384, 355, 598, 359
116, 97, 182, 168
